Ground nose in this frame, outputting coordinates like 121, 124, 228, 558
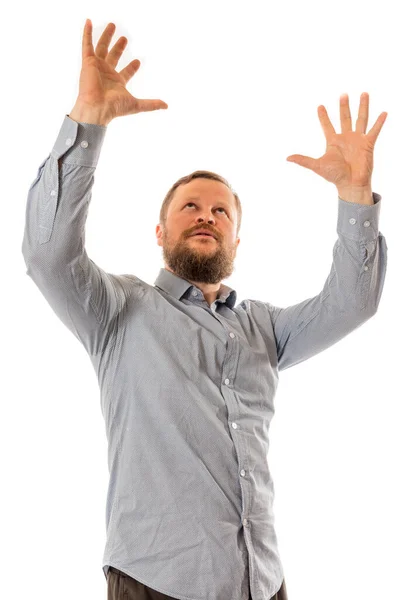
196, 216, 215, 225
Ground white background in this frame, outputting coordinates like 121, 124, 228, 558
3, 1, 398, 599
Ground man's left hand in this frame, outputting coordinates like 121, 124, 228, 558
286, 92, 388, 191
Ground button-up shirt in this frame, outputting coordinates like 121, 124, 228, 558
21, 115, 388, 600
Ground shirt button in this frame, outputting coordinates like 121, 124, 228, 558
364, 266, 369, 271
224, 378, 230, 385
349, 217, 356, 225
363, 220, 371, 227
232, 422, 238, 429
193, 291, 198, 296
50, 190, 56, 196
243, 518, 249, 527
229, 332, 235, 338
240, 469, 246, 477
81, 140, 88, 148
65, 138, 72, 146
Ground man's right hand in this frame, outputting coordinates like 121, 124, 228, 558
70, 19, 168, 126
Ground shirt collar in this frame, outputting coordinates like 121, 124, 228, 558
154, 268, 237, 309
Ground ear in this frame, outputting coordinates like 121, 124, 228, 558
156, 224, 163, 246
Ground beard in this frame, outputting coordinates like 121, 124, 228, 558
161, 231, 237, 285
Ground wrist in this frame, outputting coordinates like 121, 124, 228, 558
337, 185, 374, 205
68, 104, 110, 126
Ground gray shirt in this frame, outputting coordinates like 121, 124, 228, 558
22, 115, 388, 600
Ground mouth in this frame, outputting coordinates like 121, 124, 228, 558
192, 234, 215, 238
190, 231, 217, 239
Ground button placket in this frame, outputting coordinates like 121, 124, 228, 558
224, 332, 250, 533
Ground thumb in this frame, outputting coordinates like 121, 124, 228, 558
286, 154, 318, 172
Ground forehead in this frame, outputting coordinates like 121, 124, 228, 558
172, 179, 234, 207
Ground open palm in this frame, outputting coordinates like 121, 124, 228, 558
76, 20, 168, 122
287, 93, 387, 189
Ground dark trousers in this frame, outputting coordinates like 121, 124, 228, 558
107, 566, 288, 600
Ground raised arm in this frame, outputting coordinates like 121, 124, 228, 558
21, 19, 168, 356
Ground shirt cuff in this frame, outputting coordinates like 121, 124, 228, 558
50, 114, 107, 168
337, 192, 381, 242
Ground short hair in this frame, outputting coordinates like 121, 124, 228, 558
159, 170, 242, 236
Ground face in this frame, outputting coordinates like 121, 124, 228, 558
156, 178, 240, 285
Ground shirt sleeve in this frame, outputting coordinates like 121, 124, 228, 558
263, 193, 388, 371
21, 115, 138, 357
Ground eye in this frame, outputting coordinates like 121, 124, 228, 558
185, 202, 227, 214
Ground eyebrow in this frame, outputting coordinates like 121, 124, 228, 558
184, 196, 231, 209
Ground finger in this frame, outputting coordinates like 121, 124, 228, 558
286, 154, 319, 173
317, 105, 336, 142
119, 59, 142, 84
107, 36, 128, 70
340, 93, 352, 133
134, 98, 169, 112
82, 18, 95, 61
355, 92, 369, 134
95, 22, 116, 60
367, 112, 388, 145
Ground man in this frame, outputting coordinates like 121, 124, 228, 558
22, 19, 388, 600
